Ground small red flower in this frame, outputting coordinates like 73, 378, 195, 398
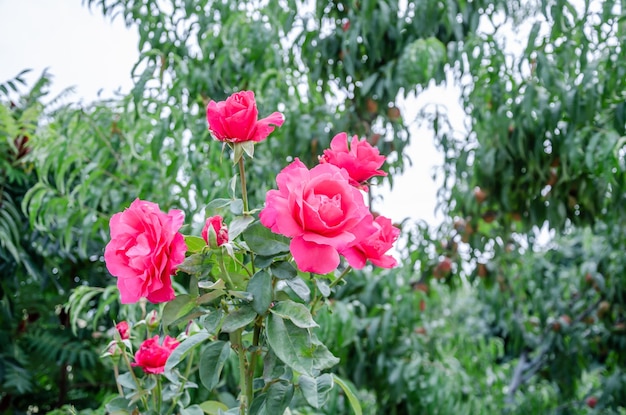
115, 321, 130, 340
133, 335, 180, 374
202, 215, 229, 247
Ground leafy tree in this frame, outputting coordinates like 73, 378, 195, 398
2, 0, 625, 413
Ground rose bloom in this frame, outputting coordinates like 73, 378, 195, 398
104, 199, 187, 304
115, 321, 130, 340
341, 215, 400, 269
319, 132, 387, 189
132, 335, 180, 374
260, 159, 371, 274
206, 90, 284, 143
202, 215, 229, 246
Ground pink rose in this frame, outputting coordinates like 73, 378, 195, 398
260, 159, 371, 274
206, 91, 284, 143
104, 199, 187, 304
319, 132, 387, 189
201, 215, 229, 247
115, 321, 130, 340
341, 215, 400, 269
132, 335, 180, 374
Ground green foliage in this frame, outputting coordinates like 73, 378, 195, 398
3, 0, 624, 413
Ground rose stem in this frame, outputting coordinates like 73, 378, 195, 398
231, 329, 249, 414
238, 157, 249, 214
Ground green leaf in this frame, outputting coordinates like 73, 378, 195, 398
266, 313, 313, 376
178, 253, 210, 275
230, 199, 244, 215
162, 294, 197, 330
248, 270, 273, 315
249, 380, 294, 415
270, 261, 297, 280
185, 235, 207, 253
241, 141, 255, 158
199, 340, 231, 391
105, 396, 133, 414
181, 405, 204, 415
285, 278, 310, 302
229, 215, 254, 240
270, 300, 318, 328
243, 222, 290, 256
206, 198, 233, 214
164, 331, 210, 383
311, 336, 340, 371
315, 279, 330, 297
299, 374, 333, 409
116, 372, 138, 390
199, 400, 229, 415
332, 375, 362, 415
221, 304, 257, 333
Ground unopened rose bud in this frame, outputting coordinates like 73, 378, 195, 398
146, 310, 160, 331
115, 321, 130, 340
185, 320, 202, 337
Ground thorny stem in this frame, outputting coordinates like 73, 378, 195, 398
311, 266, 354, 315
231, 329, 249, 415
112, 363, 124, 396
246, 317, 263, 403
120, 346, 149, 409
329, 266, 353, 289
238, 157, 249, 214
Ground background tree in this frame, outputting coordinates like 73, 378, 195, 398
1, 0, 624, 413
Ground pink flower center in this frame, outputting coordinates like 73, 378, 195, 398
315, 193, 343, 227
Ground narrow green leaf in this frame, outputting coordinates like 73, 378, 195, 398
332, 375, 362, 415
199, 341, 231, 391
270, 300, 318, 328
248, 270, 273, 315
221, 304, 256, 333
241, 140, 255, 158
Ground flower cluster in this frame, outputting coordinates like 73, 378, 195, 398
105, 90, 398, 304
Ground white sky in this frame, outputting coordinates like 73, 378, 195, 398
0, 0, 461, 226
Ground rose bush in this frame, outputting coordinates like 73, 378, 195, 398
132, 335, 180, 374
206, 90, 284, 143
104, 199, 187, 304
100, 91, 397, 415
259, 158, 373, 274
